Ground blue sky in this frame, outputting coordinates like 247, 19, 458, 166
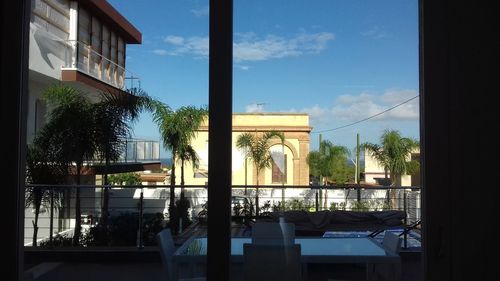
108, 0, 419, 157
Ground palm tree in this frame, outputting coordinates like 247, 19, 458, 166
362, 130, 420, 186
42, 85, 98, 245
93, 88, 153, 229
362, 130, 420, 208
25, 128, 66, 246
236, 131, 285, 216
151, 105, 207, 225
307, 140, 350, 209
178, 144, 200, 194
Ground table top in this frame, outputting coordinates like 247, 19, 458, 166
173, 237, 400, 264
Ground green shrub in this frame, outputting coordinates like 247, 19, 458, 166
39, 233, 73, 247
81, 212, 166, 246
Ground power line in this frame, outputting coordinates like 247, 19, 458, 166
312, 95, 419, 134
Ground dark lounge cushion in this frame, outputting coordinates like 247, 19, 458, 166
308, 210, 331, 229
259, 210, 406, 234
330, 210, 377, 224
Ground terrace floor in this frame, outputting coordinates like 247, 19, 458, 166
24, 223, 422, 281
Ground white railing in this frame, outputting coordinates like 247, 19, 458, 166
62, 40, 140, 90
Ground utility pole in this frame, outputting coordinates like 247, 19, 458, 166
355, 133, 360, 184
356, 133, 361, 202
319, 134, 323, 209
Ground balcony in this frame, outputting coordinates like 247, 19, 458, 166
87, 139, 161, 174
61, 40, 140, 92
119, 139, 161, 163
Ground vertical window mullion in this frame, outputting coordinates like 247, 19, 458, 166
207, 1, 233, 281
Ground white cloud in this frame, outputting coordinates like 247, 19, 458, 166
301, 105, 329, 123
234, 32, 334, 62
159, 36, 208, 57
237, 65, 250, 70
164, 35, 185, 45
361, 26, 389, 39
153, 49, 168, 56
294, 89, 419, 127
191, 5, 209, 17
380, 89, 418, 104
336, 93, 374, 105
246, 103, 265, 113
158, 32, 335, 61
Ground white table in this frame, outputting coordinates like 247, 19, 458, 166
173, 237, 401, 280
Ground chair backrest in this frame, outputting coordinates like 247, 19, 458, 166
157, 228, 175, 280
382, 231, 402, 254
251, 222, 295, 246
243, 243, 302, 281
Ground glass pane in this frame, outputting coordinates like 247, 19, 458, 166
232, 0, 420, 280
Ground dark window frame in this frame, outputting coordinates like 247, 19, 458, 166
5, 0, 499, 280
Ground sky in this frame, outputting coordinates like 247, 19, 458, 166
108, 0, 419, 158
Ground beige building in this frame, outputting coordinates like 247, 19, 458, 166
174, 113, 311, 186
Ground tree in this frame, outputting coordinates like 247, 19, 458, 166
151, 105, 207, 228
42, 85, 98, 245
362, 130, 420, 186
108, 172, 142, 185
362, 130, 420, 208
25, 128, 66, 246
307, 140, 350, 208
236, 131, 285, 215
93, 88, 153, 229
37, 85, 157, 245
178, 144, 200, 192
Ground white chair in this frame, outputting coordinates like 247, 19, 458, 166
382, 231, 402, 254
367, 231, 402, 281
251, 222, 295, 246
243, 243, 302, 281
156, 228, 205, 281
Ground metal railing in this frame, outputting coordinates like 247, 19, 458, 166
119, 139, 161, 163
86, 139, 160, 164
24, 184, 421, 248
62, 40, 140, 90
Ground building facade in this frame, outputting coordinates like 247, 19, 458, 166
24, 0, 147, 245
27, 0, 141, 142
363, 149, 420, 186
174, 113, 311, 186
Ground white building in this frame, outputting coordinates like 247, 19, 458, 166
25, 0, 148, 245
363, 149, 421, 187
27, 0, 143, 142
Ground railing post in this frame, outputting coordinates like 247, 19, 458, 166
315, 189, 319, 211
49, 187, 54, 248
403, 189, 408, 249
124, 139, 128, 163
255, 187, 259, 217
86, 45, 90, 73
137, 186, 144, 249
134, 141, 137, 162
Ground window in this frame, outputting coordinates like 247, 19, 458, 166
272, 154, 286, 183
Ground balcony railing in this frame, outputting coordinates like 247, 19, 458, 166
85, 139, 160, 165
62, 40, 140, 90
24, 184, 421, 249
119, 139, 160, 163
